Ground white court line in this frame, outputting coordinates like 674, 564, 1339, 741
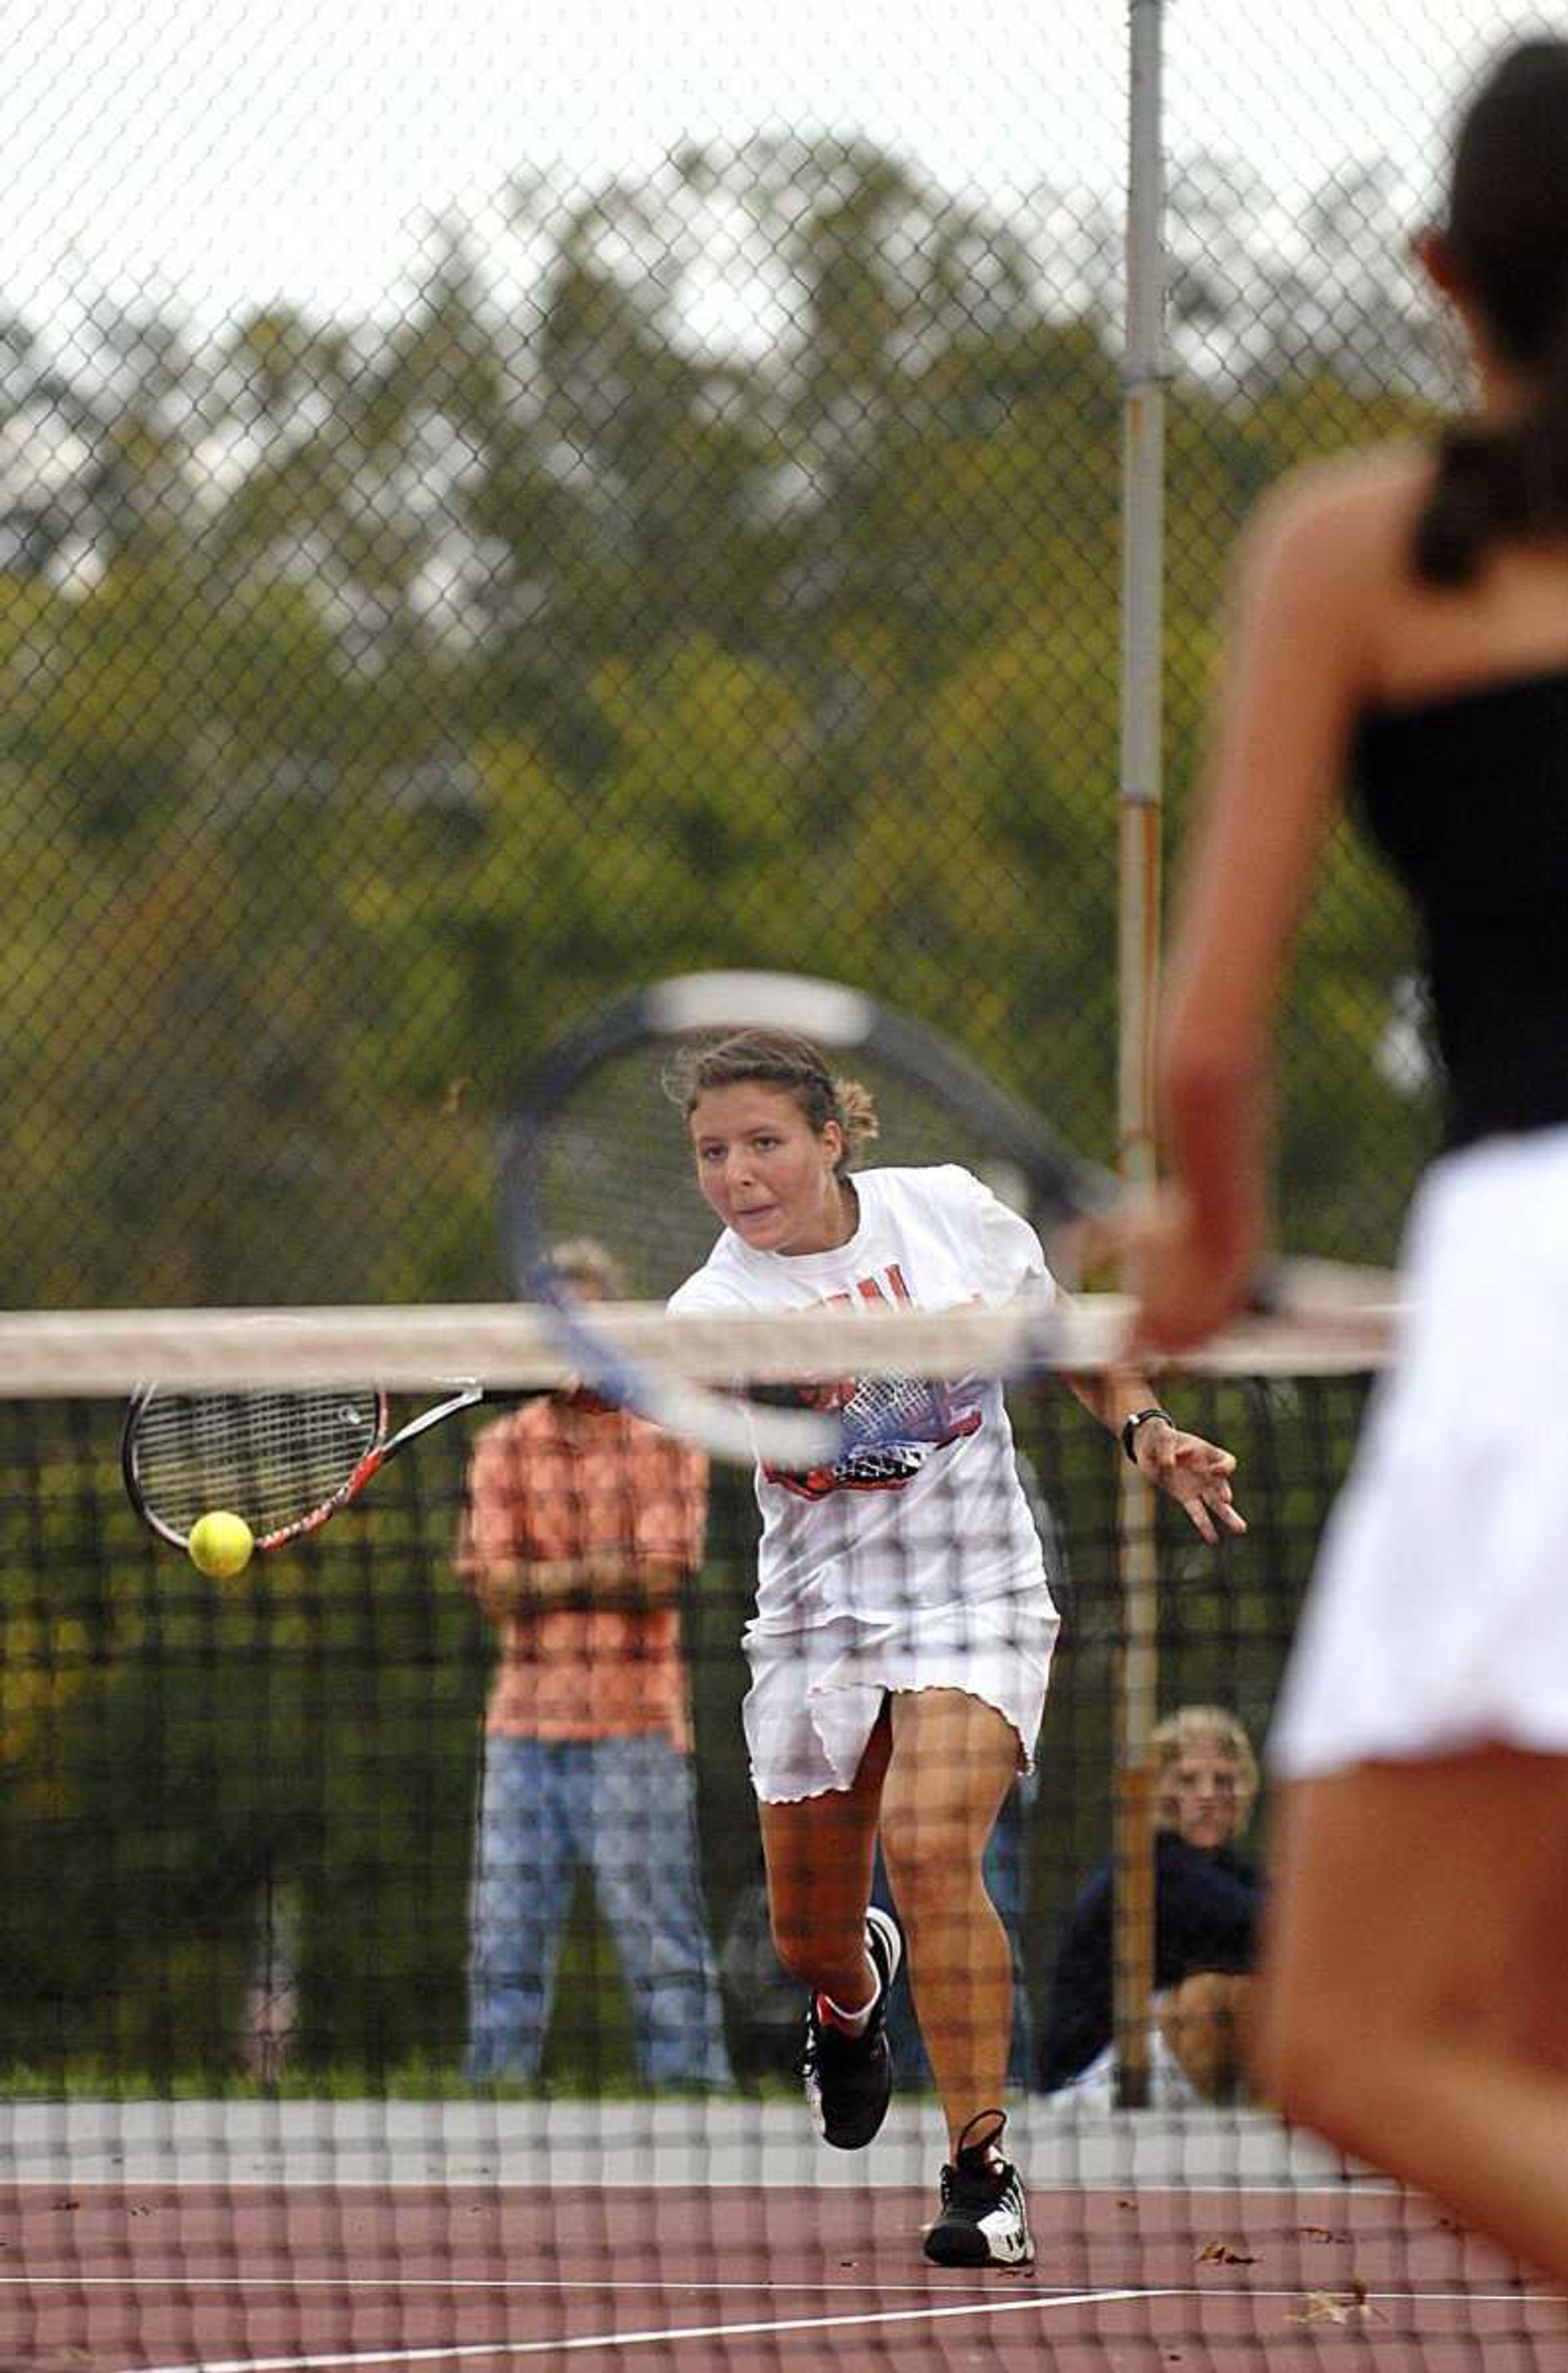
91, 2281, 1561, 2373
118, 2286, 1163, 2373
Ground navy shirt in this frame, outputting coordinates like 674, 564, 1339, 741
1036, 1831, 1264, 2093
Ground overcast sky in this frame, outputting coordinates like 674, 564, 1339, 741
0, 1, 1554, 334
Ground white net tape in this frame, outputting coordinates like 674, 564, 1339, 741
0, 1265, 1401, 1396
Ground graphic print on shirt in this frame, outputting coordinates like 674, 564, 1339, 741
767, 1265, 982, 1501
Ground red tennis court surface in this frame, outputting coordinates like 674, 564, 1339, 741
2, 2103, 1561, 2371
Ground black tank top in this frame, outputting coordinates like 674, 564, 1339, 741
1355, 668, 1568, 1150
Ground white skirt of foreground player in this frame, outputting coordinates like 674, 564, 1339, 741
1271, 1123, 1568, 1780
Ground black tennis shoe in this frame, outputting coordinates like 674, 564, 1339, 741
923, 2109, 1034, 2267
800, 1905, 902, 2149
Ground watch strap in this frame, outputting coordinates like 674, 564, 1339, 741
1120, 1405, 1175, 1464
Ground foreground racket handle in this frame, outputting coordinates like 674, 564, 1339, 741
122, 1380, 483, 1552
498, 968, 1120, 1467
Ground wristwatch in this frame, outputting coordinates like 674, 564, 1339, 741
1120, 1405, 1174, 1464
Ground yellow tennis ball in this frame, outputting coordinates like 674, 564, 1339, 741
188, 1510, 255, 1579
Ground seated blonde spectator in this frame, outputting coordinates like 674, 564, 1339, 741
1036, 1706, 1263, 2107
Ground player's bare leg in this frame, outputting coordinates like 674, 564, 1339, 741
1258, 1749, 1568, 2284
759, 1711, 901, 2148
880, 1688, 1033, 2265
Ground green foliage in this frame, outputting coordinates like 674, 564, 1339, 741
0, 141, 1446, 2081
2, 140, 1441, 1309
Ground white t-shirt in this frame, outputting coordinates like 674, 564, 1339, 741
668, 1164, 1058, 1632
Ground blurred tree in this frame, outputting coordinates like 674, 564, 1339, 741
0, 136, 1452, 2081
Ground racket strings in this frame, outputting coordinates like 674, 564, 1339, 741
130, 1389, 385, 1539
843, 1368, 954, 1440
813, 1368, 978, 1485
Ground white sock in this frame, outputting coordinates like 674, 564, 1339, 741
817, 1953, 879, 2036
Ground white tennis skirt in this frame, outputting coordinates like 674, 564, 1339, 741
1271, 1125, 1568, 1780
742, 1586, 1061, 1804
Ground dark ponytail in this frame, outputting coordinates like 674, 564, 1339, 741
1414, 41, 1568, 587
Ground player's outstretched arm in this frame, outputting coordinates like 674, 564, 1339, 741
1056, 1343, 1246, 1545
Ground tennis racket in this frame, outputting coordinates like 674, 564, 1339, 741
498, 969, 1123, 1469
122, 1380, 483, 1554
498, 970, 1401, 1469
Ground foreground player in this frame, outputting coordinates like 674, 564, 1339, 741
669, 1028, 1243, 2265
1134, 38, 1568, 2289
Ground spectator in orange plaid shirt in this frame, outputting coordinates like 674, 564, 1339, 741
461, 1240, 731, 2087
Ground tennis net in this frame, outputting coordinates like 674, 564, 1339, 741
0, 1300, 1559, 2372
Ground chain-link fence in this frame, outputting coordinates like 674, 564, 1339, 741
1, 2, 1547, 1309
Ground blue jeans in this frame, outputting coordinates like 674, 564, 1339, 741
466, 1731, 733, 2088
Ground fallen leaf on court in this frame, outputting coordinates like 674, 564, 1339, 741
1287, 2278, 1386, 2326
1196, 2238, 1257, 2265
1295, 2223, 1348, 2244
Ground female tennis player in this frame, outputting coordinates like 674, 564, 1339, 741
1134, 37, 1568, 2288
668, 1028, 1243, 2266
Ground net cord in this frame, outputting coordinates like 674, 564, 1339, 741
0, 1277, 1400, 1397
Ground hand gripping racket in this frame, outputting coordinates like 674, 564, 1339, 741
122, 1379, 483, 1554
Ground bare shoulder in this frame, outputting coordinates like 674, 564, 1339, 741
1242, 443, 1432, 580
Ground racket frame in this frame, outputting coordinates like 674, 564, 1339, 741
499, 969, 1118, 1465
